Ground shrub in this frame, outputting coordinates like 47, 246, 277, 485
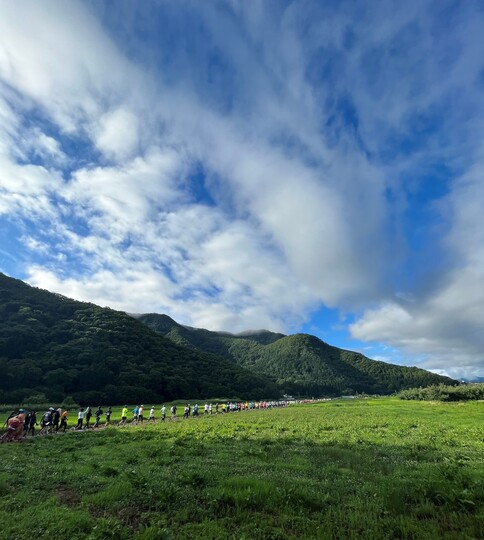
397, 383, 484, 401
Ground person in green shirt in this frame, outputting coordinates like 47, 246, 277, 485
119, 406, 128, 425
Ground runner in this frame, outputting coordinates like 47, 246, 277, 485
94, 406, 103, 428
23, 411, 31, 437
59, 409, 68, 432
84, 406, 92, 429
148, 406, 155, 422
161, 405, 166, 422
76, 407, 85, 430
0, 411, 26, 443
40, 409, 54, 435
138, 405, 144, 423
105, 407, 112, 425
53, 408, 61, 432
119, 406, 128, 425
27, 410, 37, 436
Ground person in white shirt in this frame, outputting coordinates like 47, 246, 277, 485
148, 407, 155, 422
77, 408, 85, 430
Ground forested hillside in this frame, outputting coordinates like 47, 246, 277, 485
0, 272, 456, 405
0, 273, 277, 404
138, 314, 457, 396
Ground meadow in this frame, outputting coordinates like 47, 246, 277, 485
0, 399, 483, 539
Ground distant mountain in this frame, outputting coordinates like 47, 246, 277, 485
138, 313, 457, 396
0, 273, 277, 404
461, 377, 484, 383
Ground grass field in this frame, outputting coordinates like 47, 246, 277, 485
0, 399, 483, 539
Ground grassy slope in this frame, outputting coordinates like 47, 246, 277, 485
138, 314, 456, 396
0, 399, 482, 539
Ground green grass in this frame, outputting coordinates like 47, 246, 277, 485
1, 399, 483, 539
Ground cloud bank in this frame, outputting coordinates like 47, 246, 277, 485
0, 0, 483, 378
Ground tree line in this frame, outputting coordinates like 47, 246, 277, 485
397, 383, 484, 401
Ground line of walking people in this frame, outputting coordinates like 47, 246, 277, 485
1, 399, 292, 443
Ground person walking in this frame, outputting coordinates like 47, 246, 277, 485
40, 409, 53, 435
161, 405, 166, 422
27, 410, 37, 436
53, 408, 61, 432
94, 406, 103, 428
119, 406, 128, 425
59, 410, 68, 432
0, 411, 26, 443
84, 406, 92, 429
23, 411, 31, 437
77, 408, 85, 430
148, 406, 155, 422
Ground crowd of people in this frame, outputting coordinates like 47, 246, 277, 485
0, 400, 293, 443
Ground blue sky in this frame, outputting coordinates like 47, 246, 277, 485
1, 0, 483, 380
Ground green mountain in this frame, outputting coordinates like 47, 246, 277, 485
138, 313, 457, 396
0, 273, 277, 404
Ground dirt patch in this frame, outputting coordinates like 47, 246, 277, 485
88, 504, 147, 530
117, 505, 148, 529
88, 505, 107, 519
56, 485, 81, 507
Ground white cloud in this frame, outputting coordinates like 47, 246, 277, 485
351, 170, 484, 379
26, 265, 177, 313
65, 147, 185, 229
0, 155, 64, 217
0, 0, 146, 136
0, 0, 483, 380
29, 128, 67, 164
94, 107, 140, 161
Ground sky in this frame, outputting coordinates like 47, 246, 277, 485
1, 0, 483, 381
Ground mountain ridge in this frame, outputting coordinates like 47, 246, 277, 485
0, 272, 457, 404
137, 313, 457, 395
0, 273, 277, 404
